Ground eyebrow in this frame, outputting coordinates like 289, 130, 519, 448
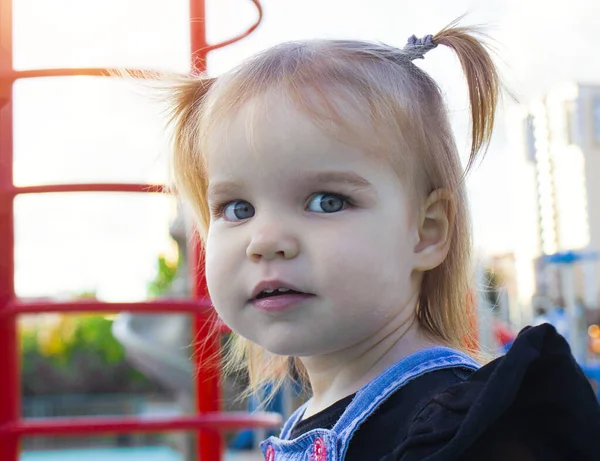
206, 180, 243, 202
300, 171, 374, 191
207, 171, 374, 201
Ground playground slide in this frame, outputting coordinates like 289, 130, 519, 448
111, 313, 193, 395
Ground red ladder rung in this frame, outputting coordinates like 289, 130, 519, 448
4, 299, 211, 316
5, 299, 232, 334
0, 67, 156, 81
0, 412, 281, 436
3, 183, 166, 196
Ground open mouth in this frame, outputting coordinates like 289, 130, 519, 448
255, 288, 303, 299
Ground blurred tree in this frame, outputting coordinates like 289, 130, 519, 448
147, 233, 182, 296
147, 253, 179, 298
20, 243, 186, 395
20, 290, 164, 396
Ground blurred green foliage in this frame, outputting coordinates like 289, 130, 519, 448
147, 253, 179, 298
20, 313, 161, 396
20, 246, 182, 396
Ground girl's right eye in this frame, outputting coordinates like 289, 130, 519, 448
221, 200, 255, 221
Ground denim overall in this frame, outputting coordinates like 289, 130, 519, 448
260, 347, 481, 461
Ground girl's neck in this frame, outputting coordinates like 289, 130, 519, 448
299, 313, 442, 419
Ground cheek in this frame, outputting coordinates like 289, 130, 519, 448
204, 230, 238, 306
311, 220, 414, 294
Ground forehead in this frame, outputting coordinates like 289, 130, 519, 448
203, 90, 388, 172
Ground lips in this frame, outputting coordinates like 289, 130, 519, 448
250, 290, 315, 313
250, 280, 309, 300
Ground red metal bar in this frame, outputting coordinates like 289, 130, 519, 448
203, 0, 263, 53
189, 0, 265, 456
2, 413, 281, 436
2, 299, 213, 316
188, 1, 224, 458
6, 183, 166, 195
0, 0, 20, 459
2, 299, 233, 334
191, 234, 223, 460
0, 67, 157, 81
0, 2, 267, 460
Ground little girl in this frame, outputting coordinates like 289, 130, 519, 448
165, 22, 600, 460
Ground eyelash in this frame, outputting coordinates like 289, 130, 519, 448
210, 201, 230, 218
210, 192, 354, 219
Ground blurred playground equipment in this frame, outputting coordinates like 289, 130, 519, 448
540, 251, 600, 397
0, 1, 282, 460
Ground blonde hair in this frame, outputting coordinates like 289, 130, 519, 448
166, 21, 500, 400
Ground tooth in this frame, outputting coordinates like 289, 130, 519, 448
263, 289, 275, 294
277, 288, 290, 293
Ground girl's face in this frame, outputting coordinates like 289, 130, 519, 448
204, 95, 421, 357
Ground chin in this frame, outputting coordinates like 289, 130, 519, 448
260, 342, 303, 357
258, 336, 319, 357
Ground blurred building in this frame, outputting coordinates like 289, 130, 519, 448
489, 253, 518, 324
512, 84, 600, 317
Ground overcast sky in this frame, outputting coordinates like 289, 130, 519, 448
11, 0, 600, 300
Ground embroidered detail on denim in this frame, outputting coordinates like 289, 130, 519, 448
309, 437, 327, 461
265, 444, 276, 461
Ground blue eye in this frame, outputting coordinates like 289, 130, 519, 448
307, 193, 348, 213
222, 200, 255, 221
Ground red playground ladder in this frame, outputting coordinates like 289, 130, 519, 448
0, 1, 277, 459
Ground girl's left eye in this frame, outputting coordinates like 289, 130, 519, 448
221, 200, 255, 221
306, 193, 350, 213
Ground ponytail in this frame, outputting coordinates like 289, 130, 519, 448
402, 21, 502, 353
434, 24, 500, 172
404, 20, 501, 173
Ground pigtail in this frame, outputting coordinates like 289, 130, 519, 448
432, 22, 500, 172
402, 23, 502, 356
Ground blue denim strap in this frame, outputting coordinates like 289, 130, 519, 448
334, 347, 480, 459
262, 346, 480, 460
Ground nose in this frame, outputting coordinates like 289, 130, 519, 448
246, 225, 300, 262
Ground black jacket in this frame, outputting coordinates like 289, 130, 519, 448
290, 324, 600, 460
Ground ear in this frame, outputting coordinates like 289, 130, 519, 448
413, 189, 455, 272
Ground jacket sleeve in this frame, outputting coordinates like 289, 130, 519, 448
385, 324, 600, 461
